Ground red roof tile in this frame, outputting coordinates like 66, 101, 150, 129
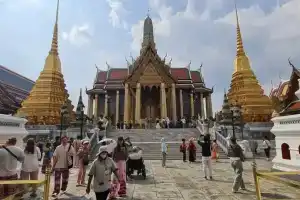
288, 102, 300, 110
96, 71, 107, 83
170, 68, 190, 80
190, 71, 202, 83
108, 69, 128, 80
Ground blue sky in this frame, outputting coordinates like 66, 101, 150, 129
0, 0, 299, 113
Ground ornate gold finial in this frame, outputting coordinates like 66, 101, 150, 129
235, 1, 245, 57
50, 0, 60, 55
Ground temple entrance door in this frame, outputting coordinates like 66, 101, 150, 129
141, 86, 160, 121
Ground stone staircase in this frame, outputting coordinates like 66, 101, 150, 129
131, 142, 227, 160
101, 128, 227, 160
107, 128, 200, 142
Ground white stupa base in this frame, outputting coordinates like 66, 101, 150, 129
0, 114, 28, 148
272, 156, 300, 171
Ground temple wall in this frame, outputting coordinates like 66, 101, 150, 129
107, 90, 116, 123
182, 89, 190, 117
194, 92, 201, 117
98, 94, 105, 116
119, 90, 125, 122
176, 90, 181, 118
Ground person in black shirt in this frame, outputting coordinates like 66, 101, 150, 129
52, 136, 60, 151
198, 134, 212, 180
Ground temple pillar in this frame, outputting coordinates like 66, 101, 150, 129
94, 94, 99, 123
124, 83, 129, 123
200, 93, 204, 118
171, 83, 177, 122
206, 94, 213, 118
87, 95, 93, 118
135, 83, 141, 124
179, 89, 183, 117
104, 94, 108, 117
190, 92, 195, 117
160, 83, 167, 119
115, 90, 119, 125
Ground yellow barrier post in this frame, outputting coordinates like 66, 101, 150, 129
252, 161, 262, 200
43, 167, 51, 200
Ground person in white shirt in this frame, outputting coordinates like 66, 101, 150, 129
262, 136, 271, 161
21, 138, 41, 197
51, 136, 75, 198
0, 137, 24, 199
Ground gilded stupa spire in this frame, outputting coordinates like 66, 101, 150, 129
227, 1, 272, 123
235, 2, 245, 57
16, 0, 74, 125
50, 0, 59, 55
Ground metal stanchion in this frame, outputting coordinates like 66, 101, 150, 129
43, 167, 51, 200
252, 161, 262, 200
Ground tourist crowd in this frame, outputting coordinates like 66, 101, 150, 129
0, 132, 269, 199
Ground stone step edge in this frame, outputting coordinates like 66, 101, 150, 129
131, 142, 193, 144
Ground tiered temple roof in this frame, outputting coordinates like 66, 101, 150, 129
88, 63, 208, 94
227, 4, 272, 122
272, 61, 300, 115
0, 65, 35, 114
87, 14, 210, 94
16, 0, 75, 125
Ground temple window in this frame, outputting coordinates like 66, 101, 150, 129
281, 143, 291, 160
298, 145, 300, 154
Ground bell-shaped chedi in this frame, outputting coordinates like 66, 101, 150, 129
16, 0, 74, 125
227, 4, 272, 122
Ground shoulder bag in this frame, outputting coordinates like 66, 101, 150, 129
67, 144, 73, 169
2, 146, 21, 162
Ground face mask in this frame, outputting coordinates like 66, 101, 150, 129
100, 153, 107, 159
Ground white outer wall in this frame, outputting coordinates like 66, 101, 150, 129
271, 114, 300, 171
0, 114, 28, 148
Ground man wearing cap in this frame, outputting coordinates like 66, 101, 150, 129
51, 136, 75, 198
86, 146, 119, 200
227, 137, 246, 193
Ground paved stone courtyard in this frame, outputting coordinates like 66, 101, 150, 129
23, 159, 300, 200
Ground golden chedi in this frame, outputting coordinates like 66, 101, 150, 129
16, 0, 74, 125
227, 6, 272, 123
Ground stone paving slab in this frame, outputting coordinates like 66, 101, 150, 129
20, 159, 300, 200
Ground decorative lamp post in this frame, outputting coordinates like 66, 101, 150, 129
230, 102, 241, 139
60, 103, 68, 139
80, 105, 85, 139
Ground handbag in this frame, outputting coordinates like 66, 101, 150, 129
67, 144, 73, 169
2, 146, 22, 162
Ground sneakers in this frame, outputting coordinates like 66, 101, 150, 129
52, 192, 58, 198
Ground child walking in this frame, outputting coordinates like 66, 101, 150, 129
180, 139, 187, 162
211, 140, 219, 161
161, 138, 167, 167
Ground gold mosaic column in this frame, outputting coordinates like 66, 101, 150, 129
161, 83, 167, 119
115, 90, 119, 124
104, 94, 108, 117
179, 89, 183, 117
94, 94, 99, 122
200, 93, 204, 118
135, 83, 141, 124
171, 83, 177, 121
206, 94, 212, 118
190, 92, 195, 117
124, 83, 129, 123
87, 95, 93, 118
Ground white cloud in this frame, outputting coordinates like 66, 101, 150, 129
106, 0, 129, 29
62, 24, 94, 46
130, 0, 300, 112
